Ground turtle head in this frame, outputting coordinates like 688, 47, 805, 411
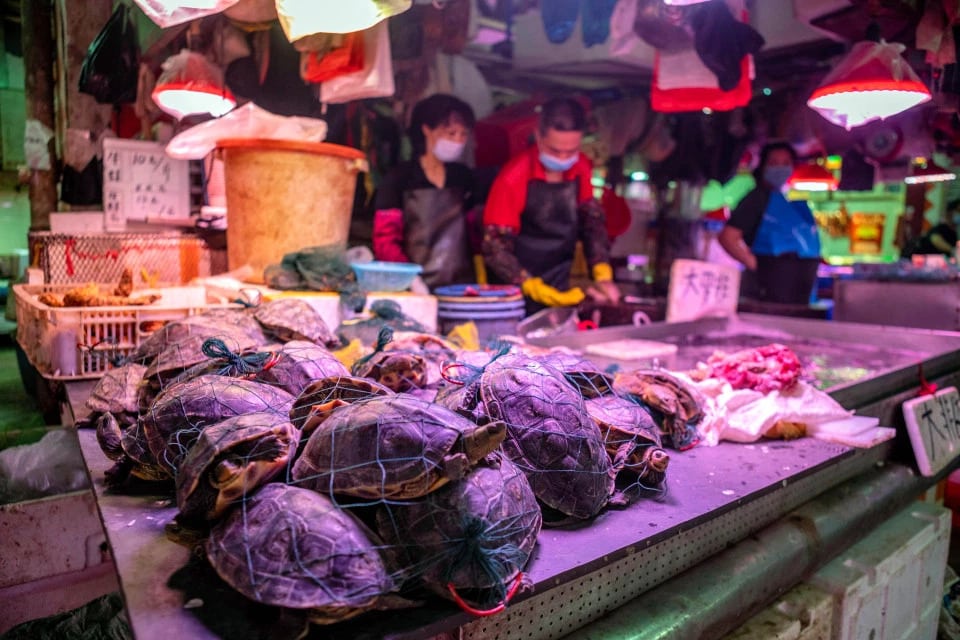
462, 420, 507, 464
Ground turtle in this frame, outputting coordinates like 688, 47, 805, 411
142, 375, 295, 475
585, 394, 670, 488
98, 413, 171, 485
254, 340, 349, 397
382, 332, 459, 388
205, 483, 402, 624
131, 311, 267, 365
253, 298, 339, 348
375, 455, 541, 609
613, 370, 705, 450
539, 352, 617, 400
85, 362, 147, 429
352, 350, 429, 393
288, 375, 394, 438
175, 412, 299, 523
291, 395, 507, 501
480, 353, 615, 522
139, 329, 262, 412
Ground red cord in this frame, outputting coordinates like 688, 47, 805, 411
918, 364, 938, 397
440, 362, 470, 386
447, 572, 524, 617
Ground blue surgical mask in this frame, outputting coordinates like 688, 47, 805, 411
540, 152, 578, 173
763, 166, 794, 190
433, 138, 465, 163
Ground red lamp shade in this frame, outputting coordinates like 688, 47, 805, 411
151, 50, 236, 120
789, 163, 839, 192
904, 159, 957, 185
807, 41, 931, 130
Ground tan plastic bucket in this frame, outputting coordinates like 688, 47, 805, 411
219, 138, 368, 282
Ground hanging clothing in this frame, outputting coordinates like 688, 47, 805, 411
373, 160, 475, 289
727, 186, 821, 305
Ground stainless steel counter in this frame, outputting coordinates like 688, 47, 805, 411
74, 314, 960, 640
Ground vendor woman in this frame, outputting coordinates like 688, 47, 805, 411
481, 97, 619, 310
718, 141, 821, 305
373, 93, 477, 289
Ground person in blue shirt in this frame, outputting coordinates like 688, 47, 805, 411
718, 141, 821, 304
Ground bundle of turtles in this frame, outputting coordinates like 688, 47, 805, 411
86, 298, 707, 629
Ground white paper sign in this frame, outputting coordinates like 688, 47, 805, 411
903, 386, 960, 477
666, 259, 741, 323
102, 138, 190, 231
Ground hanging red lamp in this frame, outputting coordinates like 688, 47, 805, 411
789, 163, 839, 192
151, 50, 236, 121
904, 158, 957, 185
807, 40, 931, 130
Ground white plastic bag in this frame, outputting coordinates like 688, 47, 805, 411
0, 430, 89, 504
276, 0, 411, 40
320, 22, 395, 104
165, 102, 328, 160
133, 0, 240, 28
609, 0, 640, 57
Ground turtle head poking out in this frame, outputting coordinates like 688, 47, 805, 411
462, 420, 507, 465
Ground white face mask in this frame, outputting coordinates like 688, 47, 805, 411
433, 138, 466, 163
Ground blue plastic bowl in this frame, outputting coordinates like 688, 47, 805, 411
351, 261, 423, 292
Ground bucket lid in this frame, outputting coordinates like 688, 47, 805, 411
438, 300, 526, 312
217, 137, 367, 161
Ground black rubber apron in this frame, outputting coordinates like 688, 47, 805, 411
515, 179, 580, 312
402, 187, 474, 290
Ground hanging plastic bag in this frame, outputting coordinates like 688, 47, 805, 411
301, 32, 366, 83
320, 22, 396, 104
165, 102, 328, 159
133, 0, 240, 29
276, 0, 411, 41
78, 4, 140, 104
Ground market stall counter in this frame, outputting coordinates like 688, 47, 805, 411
72, 313, 960, 640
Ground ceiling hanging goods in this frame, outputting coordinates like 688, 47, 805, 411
275, 0, 412, 40
151, 45, 237, 121
807, 18, 933, 130
788, 161, 839, 192
581, 0, 619, 48
133, 0, 241, 28
540, 0, 580, 44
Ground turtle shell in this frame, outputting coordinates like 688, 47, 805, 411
176, 412, 298, 523
85, 363, 147, 423
102, 417, 170, 486
613, 370, 704, 450
143, 375, 294, 475
254, 298, 338, 348
139, 329, 261, 412
254, 340, 349, 397
540, 352, 615, 400
289, 375, 394, 438
376, 455, 541, 606
352, 351, 429, 392
133, 311, 267, 365
291, 395, 506, 501
585, 395, 669, 487
206, 484, 397, 624
480, 353, 614, 521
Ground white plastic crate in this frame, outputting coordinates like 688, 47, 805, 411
809, 502, 950, 640
14, 283, 238, 380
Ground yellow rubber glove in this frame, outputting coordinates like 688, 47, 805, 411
522, 277, 585, 307
592, 262, 614, 282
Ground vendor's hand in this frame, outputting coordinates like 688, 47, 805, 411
521, 277, 585, 307
410, 275, 430, 295
588, 263, 621, 304
587, 280, 621, 305
744, 253, 758, 271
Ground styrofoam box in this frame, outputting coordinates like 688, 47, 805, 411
723, 583, 833, 640
14, 284, 239, 380
808, 502, 950, 640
